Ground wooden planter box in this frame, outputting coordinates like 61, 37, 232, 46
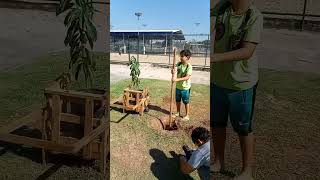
0, 87, 109, 177
43, 88, 109, 160
122, 88, 150, 116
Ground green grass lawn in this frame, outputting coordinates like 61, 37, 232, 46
110, 79, 210, 180
0, 52, 319, 179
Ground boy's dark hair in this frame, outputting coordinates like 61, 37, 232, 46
191, 127, 210, 144
180, 49, 192, 57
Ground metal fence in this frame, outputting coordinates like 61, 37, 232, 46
110, 33, 210, 67
254, 0, 320, 30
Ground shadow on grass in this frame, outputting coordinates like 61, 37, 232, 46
148, 105, 170, 115
149, 148, 194, 180
110, 113, 130, 123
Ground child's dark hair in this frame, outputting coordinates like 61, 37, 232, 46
180, 49, 192, 57
191, 127, 210, 144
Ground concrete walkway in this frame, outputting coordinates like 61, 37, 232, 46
110, 63, 210, 85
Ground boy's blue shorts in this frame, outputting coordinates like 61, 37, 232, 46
176, 88, 191, 104
211, 83, 258, 135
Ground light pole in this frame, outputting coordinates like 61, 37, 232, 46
142, 24, 147, 54
194, 22, 200, 55
135, 12, 142, 61
194, 22, 200, 39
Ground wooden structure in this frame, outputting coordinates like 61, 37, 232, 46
168, 48, 177, 128
0, 88, 109, 177
110, 88, 150, 116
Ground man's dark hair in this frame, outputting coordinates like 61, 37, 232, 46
180, 49, 192, 57
191, 127, 210, 144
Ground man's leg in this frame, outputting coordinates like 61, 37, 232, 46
238, 133, 254, 178
211, 84, 228, 172
229, 86, 256, 179
212, 127, 226, 172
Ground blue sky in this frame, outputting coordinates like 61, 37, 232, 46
110, 0, 210, 34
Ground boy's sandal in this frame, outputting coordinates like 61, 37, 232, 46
173, 112, 180, 117
182, 115, 190, 121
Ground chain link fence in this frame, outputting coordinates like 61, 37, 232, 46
110, 33, 210, 67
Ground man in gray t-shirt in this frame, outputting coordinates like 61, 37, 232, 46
180, 127, 211, 180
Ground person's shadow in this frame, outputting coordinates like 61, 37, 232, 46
149, 148, 194, 180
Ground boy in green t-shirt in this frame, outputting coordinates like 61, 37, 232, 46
211, 0, 263, 179
171, 50, 193, 121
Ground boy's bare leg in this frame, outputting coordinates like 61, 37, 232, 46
185, 103, 190, 116
234, 133, 254, 180
212, 127, 226, 172
176, 102, 181, 114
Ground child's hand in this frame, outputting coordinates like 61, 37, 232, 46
172, 76, 177, 82
171, 67, 177, 74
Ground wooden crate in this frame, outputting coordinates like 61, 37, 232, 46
122, 88, 150, 116
0, 87, 109, 177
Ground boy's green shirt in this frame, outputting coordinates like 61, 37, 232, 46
176, 62, 192, 90
211, 4, 263, 90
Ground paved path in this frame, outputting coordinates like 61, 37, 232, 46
110, 63, 210, 85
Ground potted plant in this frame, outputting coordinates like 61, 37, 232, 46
122, 56, 149, 115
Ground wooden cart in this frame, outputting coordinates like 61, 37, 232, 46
0, 88, 109, 178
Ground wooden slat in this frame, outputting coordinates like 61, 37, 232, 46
124, 88, 144, 94
0, 133, 74, 153
45, 88, 104, 100
60, 113, 100, 126
72, 122, 107, 154
51, 95, 61, 142
41, 100, 47, 165
100, 127, 108, 178
83, 98, 94, 158
60, 136, 100, 144
60, 96, 85, 105
61, 113, 81, 124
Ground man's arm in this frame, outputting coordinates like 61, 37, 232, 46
211, 41, 257, 63
180, 156, 195, 174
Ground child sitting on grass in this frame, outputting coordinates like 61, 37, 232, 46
180, 127, 210, 180
171, 49, 193, 121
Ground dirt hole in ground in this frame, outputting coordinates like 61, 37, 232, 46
149, 116, 181, 131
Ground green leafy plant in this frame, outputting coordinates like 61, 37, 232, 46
129, 56, 141, 89
56, 0, 98, 87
